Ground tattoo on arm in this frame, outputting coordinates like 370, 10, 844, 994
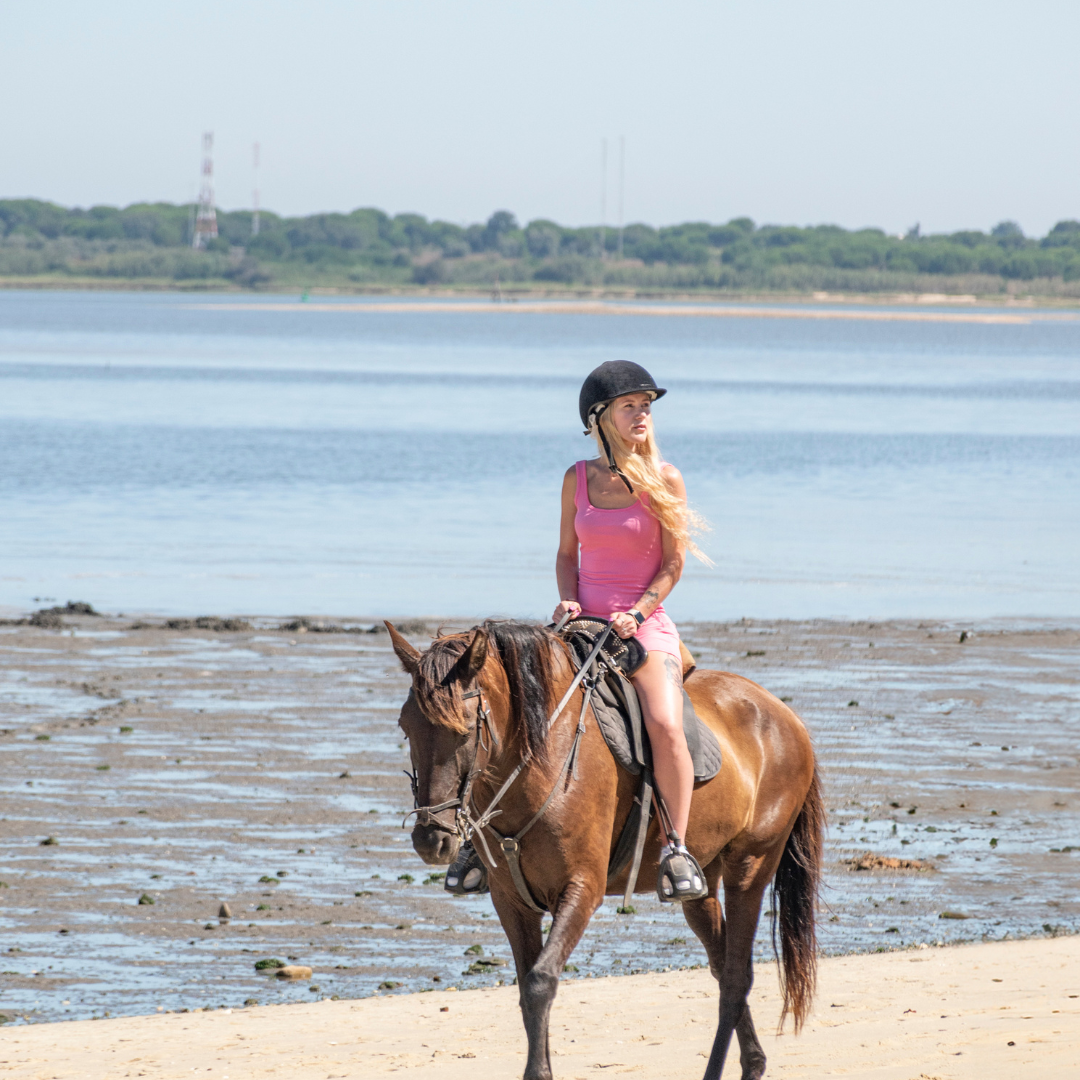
642, 589, 659, 610
663, 653, 683, 689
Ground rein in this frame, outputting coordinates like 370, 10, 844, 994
404, 624, 613, 913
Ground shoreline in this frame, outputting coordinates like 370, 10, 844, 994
4, 277, 1080, 309
2, 936, 1077, 1078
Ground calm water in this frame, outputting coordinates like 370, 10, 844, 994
2, 290, 1079, 620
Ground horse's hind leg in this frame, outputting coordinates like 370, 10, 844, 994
732, 959, 768, 1080
694, 855, 773, 1080
682, 864, 767, 1080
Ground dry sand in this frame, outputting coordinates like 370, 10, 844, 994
1, 936, 1077, 1079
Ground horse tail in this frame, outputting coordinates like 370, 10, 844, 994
772, 759, 825, 1033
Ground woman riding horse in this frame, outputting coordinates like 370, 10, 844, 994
446, 360, 712, 902
556, 360, 712, 900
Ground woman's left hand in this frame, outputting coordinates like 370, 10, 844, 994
609, 611, 638, 639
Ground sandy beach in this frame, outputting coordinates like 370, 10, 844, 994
1, 935, 1077, 1078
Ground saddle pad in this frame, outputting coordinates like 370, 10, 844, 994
590, 669, 722, 783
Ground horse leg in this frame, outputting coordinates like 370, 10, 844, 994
513, 878, 603, 1080
699, 857, 771, 1080
733, 976, 768, 1080
491, 888, 545, 990
682, 864, 767, 1080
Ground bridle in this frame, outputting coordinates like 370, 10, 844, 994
401, 623, 614, 912
403, 684, 499, 846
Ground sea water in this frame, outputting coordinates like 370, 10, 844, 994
2, 290, 1079, 620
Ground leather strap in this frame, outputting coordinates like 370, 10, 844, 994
499, 837, 546, 913
622, 768, 654, 909
596, 420, 634, 494
485, 678, 593, 912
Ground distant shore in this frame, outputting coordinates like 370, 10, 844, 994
4, 275, 1080, 309
2, 936, 1077, 1078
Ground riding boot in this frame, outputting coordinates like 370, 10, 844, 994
444, 841, 490, 895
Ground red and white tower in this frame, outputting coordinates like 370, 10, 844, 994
192, 132, 218, 249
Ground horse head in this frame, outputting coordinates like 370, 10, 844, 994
387, 622, 490, 865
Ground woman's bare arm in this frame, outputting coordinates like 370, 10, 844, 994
553, 465, 582, 622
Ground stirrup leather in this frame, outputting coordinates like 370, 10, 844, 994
444, 842, 490, 895
656, 848, 708, 903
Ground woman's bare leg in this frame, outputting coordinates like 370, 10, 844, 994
632, 651, 693, 841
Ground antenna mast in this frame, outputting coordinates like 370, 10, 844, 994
252, 141, 260, 237
192, 132, 218, 250
599, 137, 608, 259
617, 136, 625, 260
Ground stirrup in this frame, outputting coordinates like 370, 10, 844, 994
444, 842, 489, 895
657, 847, 708, 903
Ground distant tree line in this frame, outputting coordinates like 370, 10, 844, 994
3, 198, 1080, 293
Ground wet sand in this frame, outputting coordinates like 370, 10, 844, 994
1, 935, 1077, 1078
1, 613, 1078, 1027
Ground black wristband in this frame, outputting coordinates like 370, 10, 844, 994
629, 609, 645, 625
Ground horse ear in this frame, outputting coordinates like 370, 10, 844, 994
385, 621, 421, 674
455, 628, 489, 683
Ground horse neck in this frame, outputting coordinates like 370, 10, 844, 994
479, 643, 576, 776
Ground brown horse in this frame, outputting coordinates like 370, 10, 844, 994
389, 619, 823, 1080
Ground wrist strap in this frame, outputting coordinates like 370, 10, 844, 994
629, 609, 645, 625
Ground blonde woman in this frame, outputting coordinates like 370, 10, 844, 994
553, 360, 710, 902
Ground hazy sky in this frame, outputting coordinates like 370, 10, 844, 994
3, 1, 1078, 235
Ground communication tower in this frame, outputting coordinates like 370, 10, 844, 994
617, 136, 625, 259
252, 142, 260, 236
598, 137, 608, 259
192, 132, 218, 249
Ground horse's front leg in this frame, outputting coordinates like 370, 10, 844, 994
515, 875, 603, 1080
490, 881, 545, 990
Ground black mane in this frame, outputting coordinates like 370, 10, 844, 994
414, 619, 563, 759
480, 620, 562, 762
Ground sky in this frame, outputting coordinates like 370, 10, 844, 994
3, 1, 1079, 236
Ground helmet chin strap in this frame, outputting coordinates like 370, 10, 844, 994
593, 408, 635, 494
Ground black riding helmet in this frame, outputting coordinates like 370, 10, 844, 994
578, 361, 667, 493
578, 360, 667, 431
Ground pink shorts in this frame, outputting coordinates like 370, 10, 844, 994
633, 608, 681, 659
582, 607, 681, 660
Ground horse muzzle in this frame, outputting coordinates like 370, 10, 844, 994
411, 821, 461, 864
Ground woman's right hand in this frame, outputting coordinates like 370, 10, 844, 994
552, 599, 582, 623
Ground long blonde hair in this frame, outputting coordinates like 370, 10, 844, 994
591, 405, 712, 565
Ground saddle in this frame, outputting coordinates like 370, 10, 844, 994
560, 618, 723, 783
558, 618, 723, 906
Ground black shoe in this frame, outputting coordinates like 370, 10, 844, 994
444, 842, 490, 895
657, 847, 708, 902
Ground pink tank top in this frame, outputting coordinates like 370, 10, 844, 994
573, 459, 666, 617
